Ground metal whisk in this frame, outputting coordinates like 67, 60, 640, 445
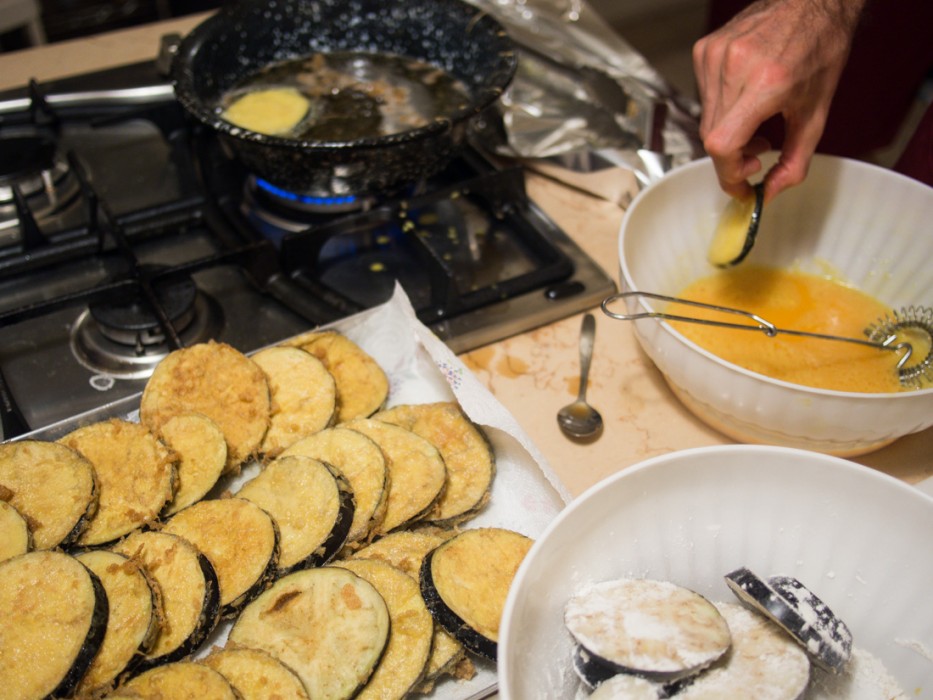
601, 291, 933, 387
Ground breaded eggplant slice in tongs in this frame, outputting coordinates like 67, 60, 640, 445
352, 529, 472, 687
421, 527, 534, 661
336, 558, 435, 699
675, 601, 810, 699
140, 340, 271, 474
59, 419, 176, 547
344, 417, 447, 535
118, 661, 239, 699
284, 330, 389, 422
162, 497, 280, 618
74, 550, 163, 697
252, 345, 337, 458
113, 530, 221, 673
200, 646, 310, 700
0, 439, 99, 550
229, 566, 391, 700
236, 454, 354, 574
0, 499, 31, 563
375, 402, 495, 526
281, 426, 389, 548
564, 578, 732, 684
0, 550, 108, 700
159, 413, 228, 517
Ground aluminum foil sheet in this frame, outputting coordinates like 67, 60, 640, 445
467, 0, 704, 202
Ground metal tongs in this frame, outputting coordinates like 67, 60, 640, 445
602, 291, 933, 387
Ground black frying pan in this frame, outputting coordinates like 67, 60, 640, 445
172, 0, 516, 198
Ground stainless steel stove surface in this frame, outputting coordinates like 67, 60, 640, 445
0, 58, 615, 439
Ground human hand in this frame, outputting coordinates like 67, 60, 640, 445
692, 0, 866, 202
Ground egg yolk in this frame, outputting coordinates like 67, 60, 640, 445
671, 265, 909, 393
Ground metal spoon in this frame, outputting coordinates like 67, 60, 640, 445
558, 313, 603, 438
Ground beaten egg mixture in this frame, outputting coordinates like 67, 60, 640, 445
672, 265, 922, 393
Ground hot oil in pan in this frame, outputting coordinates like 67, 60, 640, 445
217, 51, 472, 140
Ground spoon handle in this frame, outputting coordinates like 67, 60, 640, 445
578, 313, 596, 399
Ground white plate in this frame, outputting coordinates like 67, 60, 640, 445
499, 445, 933, 699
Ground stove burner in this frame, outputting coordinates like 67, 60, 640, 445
71, 271, 224, 378
0, 134, 80, 233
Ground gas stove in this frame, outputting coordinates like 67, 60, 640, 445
0, 52, 615, 439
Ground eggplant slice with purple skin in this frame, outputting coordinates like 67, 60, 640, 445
0, 550, 109, 700
112, 530, 221, 674
564, 578, 732, 683
725, 567, 853, 673
420, 527, 533, 661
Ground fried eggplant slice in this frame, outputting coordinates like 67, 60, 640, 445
253, 345, 337, 458
0, 550, 108, 700
285, 330, 389, 422
281, 426, 388, 546
229, 566, 391, 700
344, 418, 446, 534
236, 455, 353, 574
162, 497, 280, 617
200, 646, 310, 700
725, 567, 852, 673
565, 578, 731, 683
0, 439, 98, 550
113, 530, 221, 672
352, 529, 470, 686
158, 413, 228, 517
74, 550, 162, 696
119, 661, 239, 699
140, 340, 271, 473
0, 500, 30, 563
421, 527, 533, 661
59, 419, 176, 547
374, 402, 495, 525
336, 559, 434, 699
676, 602, 810, 699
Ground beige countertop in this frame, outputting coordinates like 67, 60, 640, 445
1, 16, 930, 498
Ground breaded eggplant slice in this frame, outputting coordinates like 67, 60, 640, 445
421, 527, 533, 660
59, 419, 176, 547
374, 402, 495, 525
119, 661, 239, 699
229, 566, 391, 700
285, 330, 389, 421
352, 529, 470, 686
336, 559, 434, 699
0, 439, 98, 549
140, 340, 271, 473
0, 550, 108, 700
344, 418, 446, 534
0, 499, 31, 563
158, 413, 228, 517
74, 550, 163, 696
162, 497, 280, 618
236, 455, 353, 574
565, 578, 731, 683
112, 530, 221, 672
200, 646, 310, 700
281, 426, 388, 546
676, 602, 810, 699
253, 345, 337, 458
725, 567, 852, 673
590, 674, 663, 699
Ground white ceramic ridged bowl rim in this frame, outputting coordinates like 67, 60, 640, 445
614, 154, 933, 452
497, 444, 933, 699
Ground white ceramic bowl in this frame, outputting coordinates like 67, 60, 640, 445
614, 154, 933, 456
498, 445, 933, 699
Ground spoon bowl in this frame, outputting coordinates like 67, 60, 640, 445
558, 313, 603, 439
